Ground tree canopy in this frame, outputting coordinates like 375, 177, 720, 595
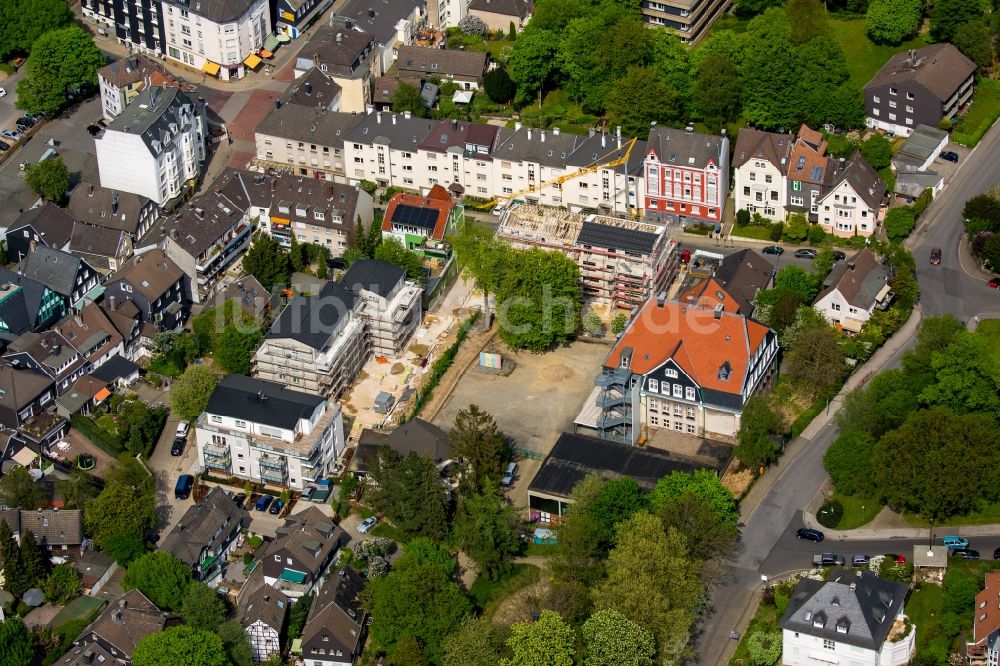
0, 0, 73, 61
241, 235, 291, 291
170, 365, 220, 422
503, 611, 576, 666
865, 0, 922, 45
214, 323, 262, 375
25, 156, 70, 204
392, 82, 428, 118
180, 582, 228, 631
16, 26, 106, 116
122, 552, 194, 611
0, 617, 34, 666
132, 625, 229, 666
495, 246, 581, 351
930, 0, 986, 43
582, 609, 656, 666
450, 404, 506, 495
0, 466, 46, 509
373, 236, 426, 284
452, 486, 521, 579
369, 448, 451, 542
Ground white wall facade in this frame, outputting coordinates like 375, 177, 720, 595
782, 620, 915, 665
162, 0, 271, 80
734, 159, 787, 220
814, 288, 875, 332
818, 180, 878, 238
436, 0, 467, 28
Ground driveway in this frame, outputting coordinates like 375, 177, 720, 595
145, 404, 201, 537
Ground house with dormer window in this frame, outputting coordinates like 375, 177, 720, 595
642, 126, 729, 225
300, 567, 367, 666
732, 128, 793, 221
160, 486, 251, 582
260, 506, 349, 598
817, 153, 886, 239
785, 125, 832, 222
813, 249, 893, 334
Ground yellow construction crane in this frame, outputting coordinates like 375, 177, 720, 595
483, 136, 639, 211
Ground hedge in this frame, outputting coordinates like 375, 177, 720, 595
410, 311, 480, 418
70, 414, 124, 457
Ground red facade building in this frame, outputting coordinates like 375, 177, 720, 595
642, 126, 730, 225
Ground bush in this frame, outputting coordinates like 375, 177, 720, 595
769, 223, 783, 242
746, 631, 782, 666
911, 188, 933, 216
884, 207, 917, 241
736, 209, 751, 227
70, 414, 123, 456
808, 225, 827, 245
359, 180, 377, 196
816, 499, 844, 528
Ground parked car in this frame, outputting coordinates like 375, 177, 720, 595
358, 516, 378, 533
794, 248, 817, 259
174, 474, 194, 500
952, 548, 980, 560
884, 553, 906, 564
300, 486, 316, 502
942, 536, 969, 549
940, 151, 960, 163
0, 130, 20, 142
175, 421, 190, 438
232, 493, 247, 508
762, 245, 784, 256
988, 278, 1000, 289
255, 495, 274, 512
832, 250, 847, 261
0, 88, 6, 97
796, 528, 824, 542
268, 499, 284, 515
930, 247, 942, 265
170, 436, 185, 456
17, 117, 34, 128
851, 554, 870, 567
501, 462, 518, 486
994, 547, 1000, 560
813, 553, 846, 566
0, 142, 9, 152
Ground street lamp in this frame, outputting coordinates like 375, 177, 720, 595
927, 518, 935, 558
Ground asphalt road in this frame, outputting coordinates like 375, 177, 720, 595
680, 240, 818, 272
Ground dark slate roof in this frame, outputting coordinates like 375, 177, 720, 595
712, 249, 773, 316
468, 0, 529, 17
301, 567, 366, 660
162, 170, 250, 258
108, 249, 184, 302
10, 204, 75, 249
18, 508, 83, 546
340, 259, 404, 299
494, 126, 586, 169
816, 249, 891, 309
352, 419, 451, 472
284, 67, 342, 108
161, 0, 261, 23
0, 270, 53, 333
732, 127, 794, 171
90, 354, 139, 384
206, 375, 325, 429
780, 569, 908, 651
866, 44, 976, 102
69, 589, 177, 661
296, 26, 376, 77
343, 112, 437, 150
242, 584, 289, 633
528, 432, 709, 498
830, 153, 886, 211
104, 86, 196, 154
565, 133, 647, 177
397, 45, 488, 79
262, 506, 347, 582
255, 107, 364, 148
70, 223, 125, 261
577, 220, 658, 256
647, 126, 726, 170
265, 281, 358, 350
99, 54, 173, 89
20, 247, 85, 298
67, 182, 153, 236
335, 0, 423, 45
160, 486, 250, 567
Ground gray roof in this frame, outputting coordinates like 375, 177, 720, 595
342, 112, 437, 150
268, 174, 361, 232
10, 204, 75, 249
732, 127, 794, 171
893, 124, 949, 171
416, 119, 499, 154
779, 569, 908, 651
99, 54, 172, 89
265, 281, 358, 350
161, 0, 261, 23
296, 27, 376, 77
66, 182, 153, 236
104, 86, 197, 154
242, 584, 289, 633
334, 0, 424, 45
397, 45, 488, 79
161, 486, 250, 568
262, 506, 347, 582
68, 589, 177, 662
647, 126, 726, 170
255, 107, 364, 149
205, 375, 325, 430
577, 220, 657, 255
17, 508, 83, 546
468, 0, 529, 17
70, 223, 125, 262
0, 269, 55, 334
163, 170, 250, 258
301, 567, 366, 660
817, 248, 891, 309
564, 133, 647, 176
829, 153, 886, 211
20, 247, 86, 298
712, 249, 774, 315
222, 274, 271, 319
340, 259, 404, 299
866, 43, 976, 102
895, 171, 942, 198
108, 249, 184, 302
90, 354, 140, 384
494, 126, 586, 169
284, 67, 342, 109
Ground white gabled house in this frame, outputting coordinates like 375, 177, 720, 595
732, 128, 793, 221
816, 153, 886, 239
812, 249, 893, 334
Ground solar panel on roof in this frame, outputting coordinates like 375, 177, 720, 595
392, 204, 438, 230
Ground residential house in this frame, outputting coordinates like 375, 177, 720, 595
55, 375, 112, 418
371, 76, 401, 111
81, 0, 166, 60
160, 486, 251, 582
785, 125, 832, 222
591, 293, 778, 444
254, 104, 364, 180
299, 567, 367, 666
61, 589, 179, 665
968, 571, 1000, 666
780, 569, 914, 666
76, 550, 118, 596
892, 124, 950, 173
381, 185, 463, 257
0, 270, 69, 339
242, 584, 289, 662
332, 0, 427, 76
676, 248, 773, 318
528, 432, 711, 523
350, 417, 450, 476
496, 204, 677, 309
254, 281, 368, 398
195, 375, 347, 490
560, 130, 647, 216
816, 153, 886, 239
0, 364, 56, 433
488, 125, 592, 207
70, 223, 132, 275
160, 0, 271, 80
95, 86, 207, 208
430, 0, 468, 27
103, 248, 189, 336
98, 54, 179, 121
641, 0, 728, 44
6, 204, 75, 263
412, 119, 500, 199
276, 0, 334, 39
292, 27, 378, 112
90, 353, 141, 388
4, 331, 88, 397
865, 44, 976, 137
67, 182, 161, 242
642, 126, 729, 225
220, 275, 273, 323
339, 259, 422, 357
396, 45, 488, 90
467, 0, 529, 32
732, 128, 793, 221
0, 508, 84, 551
19, 247, 102, 312
813, 249, 893, 334
341, 112, 439, 190
260, 506, 349, 597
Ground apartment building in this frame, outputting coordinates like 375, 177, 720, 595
412, 119, 500, 197
643, 125, 729, 225
260, 507, 348, 597
816, 154, 886, 239
196, 375, 346, 491
6, 204, 74, 263
332, 0, 427, 76
160, 0, 270, 79
342, 112, 439, 190
3, 331, 88, 397
641, 0, 728, 43
98, 54, 178, 121
103, 248, 189, 334
82, 0, 167, 58
276, 0, 334, 38
95, 86, 207, 208
496, 205, 677, 310
160, 486, 251, 582
67, 182, 161, 241
254, 282, 368, 398
293, 27, 378, 112
339, 260, 422, 357
732, 128, 794, 221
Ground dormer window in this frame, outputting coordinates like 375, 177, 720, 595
621, 356, 628, 369
718, 361, 731, 381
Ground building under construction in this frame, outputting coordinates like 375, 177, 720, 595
496, 204, 678, 310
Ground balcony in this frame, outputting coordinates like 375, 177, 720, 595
259, 455, 287, 472
261, 469, 287, 484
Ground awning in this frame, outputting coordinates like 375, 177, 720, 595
276, 34, 291, 43
94, 388, 112, 402
263, 34, 281, 52
13, 447, 37, 468
279, 569, 308, 584
243, 53, 262, 70
259, 49, 273, 59
202, 61, 221, 76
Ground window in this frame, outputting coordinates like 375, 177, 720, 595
235, 419, 246, 428
648, 379, 659, 393
873, 96, 880, 103
686, 424, 695, 433
665, 368, 678, 378
832, 303, 841, 312
674, 421, 683, 431
823, 639, 835, 650
687, 407, 695, 419
685, 387, 695, 401
672, 384, 682, 398
210, 415, 222, 423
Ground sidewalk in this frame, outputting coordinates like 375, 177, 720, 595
802, 514, 1000, 541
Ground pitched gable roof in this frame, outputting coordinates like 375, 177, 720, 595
867, 44, 976, 103
20, 247, 86, 298
973, 571, 1000, 646
262, 506, 347, 584
0, 363, 54, 411
72, 589, 177, 659
67, 181, 153, 236
646, 126, 725, 170
160, 486, 251, 567
827, 152, 886, 210
816, 248, 891, 310
10, 203, 75, 249
382, 189, 457, 240
788, 125, 830, 185
397, 45, 488, 79
732, 128, 794, 171
70, 222, 126, 263
301, 567, 366, 660
712, 249, 773, 315
108, 249, 184, 301
242, 584, 289, 632
468, 0, 530, 18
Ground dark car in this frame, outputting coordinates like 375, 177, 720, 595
0, 141, 8, 152
952, 548, 980, 560
930, 248, 942, 265
268, 499, 284, 515
232, 493, 247, 509
255, 495, 274, 512
988, 278, 1000, 289
762, 245, 784, 256
170, 436, 185, 456
851, 554, 870, 567
174, 474, 194, 500
994, 547, 1000, 560
832, 250, 847, 262
86, 125, 102, 137
796, 528, 824, 542
17, 117, 34, 128
940, 151, 959, 163
794, 249, 817, 259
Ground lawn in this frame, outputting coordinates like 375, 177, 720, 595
729, 597, 782, 665
370, 521, 409, 544
517, 89, 598, 136
830, 493, 882, 530
904, 500, 1000, 527
94, 414, 120, 439
469, 563, 540, 613
953, 78, 1000, 148
522, 541, 559, 558
828, 18, 926, 89
731, 224, 776, 241
906, 584, 943, 655
49, 596, 105, 627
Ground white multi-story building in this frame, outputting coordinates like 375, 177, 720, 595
339, 260, 422, 357
732, 128, 793, 221
95, 85, 206, 208
161, 0, 271, 80
817, 154, 886, 239
195, 375, 346, 491
97, 55, 177, 121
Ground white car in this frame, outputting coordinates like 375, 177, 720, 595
0, 88, 6, 98
175, 421, 190, 438
358, 516, 378, 533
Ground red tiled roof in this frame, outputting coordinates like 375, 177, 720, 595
973, 572, 1000, 645
603, 298, 771, 394
676, 278, 741, 314
381, 190, 457, 240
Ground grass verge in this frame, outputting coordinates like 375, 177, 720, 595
731, 225, 775, 241
729, 598, 781, 665
906, 584, 943, 655
470, 563, 541, 614
831, 493, 882, 530
903, 500, 1000, 527
370, 521, 409, 544
953, 79, 1000, 148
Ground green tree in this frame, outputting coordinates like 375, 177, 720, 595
43, 563, 81, 605
740, 10, 801, 130
919, 330, 1000, 414
503, 610, 576, 666
441, 617, 504, 666
118, 400, 168, 458
746, 631, 782, 666
823, 431, 877, 497
0, 519, 17, 568
449, 220, 509, 327
0, 0, 73, 61
374, 236, 426, 284
170, 365, 220, 422
611, 312, 629, 336
217, 619, 253, 666
132, 625, 228, 666
214, 323, 262, 375
865, 0, 921, 44
452, 487, 521, 579
774, 264, 818, 303
795, 37, 854, 127
102, 531, 148, 566
953, 21, 996, 69
508, 28, 558, 106
838, 369, 924, 441
786, 0, 830, 45
549, 475, 608, 605
591, 477, 647, 553
582, 608, 656, 666
0, 466, 46, 509
811, 248, 835, 277
56, 468, 99, 510
860, 135, 893, 170
495, 247, 581, 351
583, 310, 604, 336
392, 82, 427, 118
963, 190, 1000, 236
483, 67, 516, 104
884, 207, 917, 240
930, 0, 986, 42
648, 470, 739, 527
605, 67, 678, 138
733, 0, 785, 17
736, 396, 783, 469
368, 538, 471, 661
390, 635, 429, 666
369, 448, 451, 542
105, 454, 156, 496
784, 319, 845, 398
0, 617, 34, 666
657, 492, 739, 568
980, 233, 1000, 270
558, 15, 612, 112
594, 513, 702, 665
16, 26, 106, 116
287, 594, 312, 639
241, 235, 291, 291
692, 55, 741, 131
191, 300, 253, 354
529, 0, 587, 32
180, 582, 228, 631
25, 156, 70, 204
450, 404, 506, 495
122, 552, 193, 611
649, 31, 693, 109
782, 214, 810, 244
19, 530, 48, 590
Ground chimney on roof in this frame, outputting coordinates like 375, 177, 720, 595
848, 261, 856, 271
312, 53, 320, 67
171, 228, 179, 240
714, 303, 723, 320
601, 132, 606, 149
685, 124, 694, 133
336, 32, 343, 43
553, 127, 560, 136
527, 129, 532, 140
88, 184, 94, 197
271, 177, 277, 191
656, 291, 666, 308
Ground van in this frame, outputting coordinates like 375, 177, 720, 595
174, 474, 194, 500
501, 462, 517, 486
